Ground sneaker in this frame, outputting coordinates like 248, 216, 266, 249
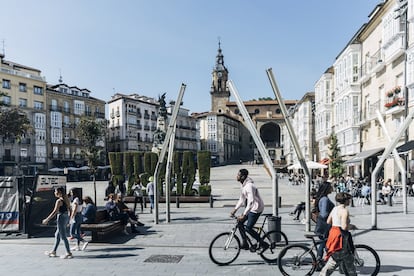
81, 241, 89, 251
71, 246, 80, 251
69, 236, 75, 241
136, 221, 145, 227
240, 244, 249, 250
44, 251, 57, 257
60, 253, 73, 259
293, 217, 299, 221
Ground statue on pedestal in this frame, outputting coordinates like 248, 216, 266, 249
152, 93, 168, 152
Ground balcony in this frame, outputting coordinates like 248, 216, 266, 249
49, 105, 63, 112
85, 110, 92, 116
151, 115, 157, 121
359, 100, 381, 126
19, 156, 31, 162
19, 138, 31, 144
63, 107, 71, 113
2, 156, 15, 162
94, 112, 105, 119
3, 137, 15, 143
144, 114, 150, 119
144, 125, 150, 131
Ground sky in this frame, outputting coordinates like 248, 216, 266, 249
2, 0, 381, 113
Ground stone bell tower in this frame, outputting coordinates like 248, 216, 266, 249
210, 42, 230, 113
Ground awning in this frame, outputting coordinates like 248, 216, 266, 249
397, 140, 414, 154
345, 148, 384, 164
319, 158, 330, 165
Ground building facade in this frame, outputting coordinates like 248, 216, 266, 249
0, 53, 47, 175
46, 83, 106, 170
107, 93, 158, 153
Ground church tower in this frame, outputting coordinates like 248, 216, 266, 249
210, 42, 230, 113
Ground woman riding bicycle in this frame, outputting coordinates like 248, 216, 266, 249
320, 192, 357, 276
230, 168, 267, 251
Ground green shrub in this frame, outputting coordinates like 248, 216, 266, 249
199, 184, 212, 196
197, 151, 211, 184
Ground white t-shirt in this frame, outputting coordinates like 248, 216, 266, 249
72, 197, 83, 213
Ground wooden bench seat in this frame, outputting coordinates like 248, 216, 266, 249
81, 209, 123, 242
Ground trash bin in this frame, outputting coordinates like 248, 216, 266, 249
267, 216, 281, 242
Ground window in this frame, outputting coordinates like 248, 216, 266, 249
34, 101, 43, 110
59, 87, 68, 94
19, 98, 27, 107
73, 100, 85, 115
34, 86, 43, 95
19, 83, 27, 92
2, 95, 11, 105
2, 79, 10, 89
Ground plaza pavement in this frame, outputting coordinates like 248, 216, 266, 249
1, 164, 414, 275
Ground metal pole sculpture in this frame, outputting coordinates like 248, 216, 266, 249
153, 84, 186, 224
266, 68, 312, 232
227, 80, 278, 216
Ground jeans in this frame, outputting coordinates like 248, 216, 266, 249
238, 212, 261, 245
148, 195, 154, 210
319, 250, 357, 276
52, 212, 71, 254
70, 213, 84, 246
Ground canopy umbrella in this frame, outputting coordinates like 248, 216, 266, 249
48, 167, 64, 172
288, 160, 328, 170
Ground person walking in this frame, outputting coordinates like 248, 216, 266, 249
42, 187, 73, 259
230, 168, 266, 251
314, 181, 335, 264
132, 177, 144, 213
319, 192, 357, 276
146, 176, 155, 213
69, 188, 88, 251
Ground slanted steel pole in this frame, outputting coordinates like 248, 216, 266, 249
165, 124, 176, 223
266, 68, 312, 232
371, 108, 414, 229
154, 83, 186, 224
376, 111, 407, 214
227, 80, 278, 216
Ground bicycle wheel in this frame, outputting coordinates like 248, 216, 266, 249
278, 244, 317, 276
209, 232, 241, 266
260, 230, 289, 263
353, 244, 381, 276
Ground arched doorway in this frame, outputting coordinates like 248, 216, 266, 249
260, 122, 281, 147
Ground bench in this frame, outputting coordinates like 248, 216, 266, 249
81, 209, 123, 242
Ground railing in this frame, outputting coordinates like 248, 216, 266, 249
2, 156, 15, 162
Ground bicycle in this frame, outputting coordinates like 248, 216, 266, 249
208, 213, 288, 265
278, 233, 381, 275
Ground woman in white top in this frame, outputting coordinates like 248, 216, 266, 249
69, 188, 88, 251
320, 192, 356, 276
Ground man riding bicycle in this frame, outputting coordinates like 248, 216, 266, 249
230, 169, 268, 251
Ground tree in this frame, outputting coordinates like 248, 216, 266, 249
77, 117, 106, 203
0, 108, 31, 139
328, 133, 345, 179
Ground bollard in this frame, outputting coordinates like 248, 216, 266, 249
278, 196, 282, 208
388, 194, 392, 206
176, 196, 180, 208
267, 216, 281, 242
209, 195, 214, 208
